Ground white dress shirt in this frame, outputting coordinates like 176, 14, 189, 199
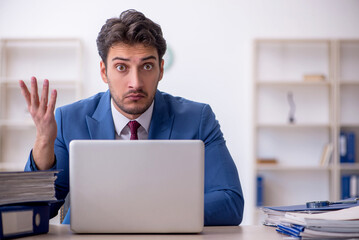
111, 99, 154, 140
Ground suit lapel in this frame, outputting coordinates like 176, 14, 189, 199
85, 90, 115, 140
148, 91, 174, 139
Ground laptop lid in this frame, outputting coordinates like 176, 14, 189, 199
69, 140, 204, 233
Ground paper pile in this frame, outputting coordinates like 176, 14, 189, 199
0, 171, 58, 205
262, 200, 359, 239
278, 206, 359, 238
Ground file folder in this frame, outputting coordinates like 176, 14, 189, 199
263, 198, 359, 212
0, 202, 50, 239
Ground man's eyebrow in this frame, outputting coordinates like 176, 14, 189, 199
111, 57, 129, 62
141, 56, 157, 61
111, 56, 157, 62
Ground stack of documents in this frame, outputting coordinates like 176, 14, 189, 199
278, 206, 359, 238
262, 200, 359, 239
0, 171, 58, 205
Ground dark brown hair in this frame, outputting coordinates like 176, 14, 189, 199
96, 9, 167, 66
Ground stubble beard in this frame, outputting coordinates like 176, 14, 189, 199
113, 92, 154, 116
109, 83, 158, 116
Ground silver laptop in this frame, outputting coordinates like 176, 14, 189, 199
69, 140, 204, 233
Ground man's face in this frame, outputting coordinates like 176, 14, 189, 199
100, 43, 164, 120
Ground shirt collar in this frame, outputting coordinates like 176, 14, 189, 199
111, 98, 154, 136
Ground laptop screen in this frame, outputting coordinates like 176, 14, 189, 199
69, 140, 204, 233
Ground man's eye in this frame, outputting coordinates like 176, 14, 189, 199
116, 65, 126, 71
143, 64, 153, 71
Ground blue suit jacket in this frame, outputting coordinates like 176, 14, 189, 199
25, 90, 244, 225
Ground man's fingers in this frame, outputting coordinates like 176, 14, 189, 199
20, 77, 56, 120
47, 89, 57, 115
30, 76, 40, 109
19, 80, 31, 107
40, 79, 49, 107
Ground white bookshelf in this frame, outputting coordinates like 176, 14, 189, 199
253, 39, 359, 224
0, 38, 82, 171
337, 40, 359, 201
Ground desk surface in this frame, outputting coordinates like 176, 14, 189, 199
23, 225, 284, 240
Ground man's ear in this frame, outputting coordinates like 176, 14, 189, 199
100, 61, 108, 83
159, 59, 164, 81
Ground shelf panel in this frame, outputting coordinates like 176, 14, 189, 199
257, 165, 331, 171
1, 79, 80, 89
2, 38, 81, 43
340, 163, 359, 171
339, 81, 359, 85
0, 120, 34, 128
256, 81, 331, 86
257, 123, 331, 129
340, 124, 359, 128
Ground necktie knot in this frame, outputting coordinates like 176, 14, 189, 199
128, 121, 141, 140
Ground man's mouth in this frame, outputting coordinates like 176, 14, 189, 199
126, 93, 145, 101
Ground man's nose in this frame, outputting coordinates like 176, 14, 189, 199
128, 69, 143, 90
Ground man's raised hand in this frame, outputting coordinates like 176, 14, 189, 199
19, 76, 57, 170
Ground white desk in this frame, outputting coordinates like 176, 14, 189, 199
22, 225, 285, 239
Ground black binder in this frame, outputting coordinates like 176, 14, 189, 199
0, 202, 50, 239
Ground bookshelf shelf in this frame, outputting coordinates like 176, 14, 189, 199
256, 81, 331, 86
257, 165, 331, 171
0, 38, 82, 171
340, 124, 359, 128
257, 124, 331, 129
253, 39, 359, 223
1, 79, 80, 87
340, 81, 359, 85
340, 164, 359, 171
0, 120, 34, 128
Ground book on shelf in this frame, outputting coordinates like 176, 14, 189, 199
302, 74, 326, 82
340, 132, 347, 163
340, 131, 356, 163
342, 174, 359, 199
257, 158, 278, 165
0, 170, 59, 239
347, 132, 356, 163
319, 143, 333, 166
256, 175, 264, 207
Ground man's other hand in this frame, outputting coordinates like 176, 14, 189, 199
19, 76, 57, 170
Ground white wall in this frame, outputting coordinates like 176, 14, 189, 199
1, 0, 359, 224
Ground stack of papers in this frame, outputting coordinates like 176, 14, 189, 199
0, 171, 58, 205
261, 207, 287, 226
279, 206, 359, 238
262, 201, 357, 226
262, 200, 359, 239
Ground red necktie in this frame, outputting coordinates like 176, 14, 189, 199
128, 121, 141, 140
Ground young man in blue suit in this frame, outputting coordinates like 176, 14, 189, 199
19, 9, 244, 226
